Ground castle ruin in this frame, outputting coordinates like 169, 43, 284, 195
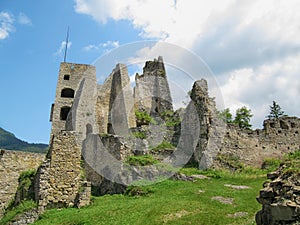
35, 56, 300, 210
2, 56, 300, 217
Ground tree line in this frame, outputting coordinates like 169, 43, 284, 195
218, 101, 285, 129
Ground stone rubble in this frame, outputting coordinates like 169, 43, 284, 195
256, 164, 300, 225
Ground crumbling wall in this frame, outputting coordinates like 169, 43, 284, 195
107, 64, 135, 135
134, 56, 173, 117
0, 150, 45, 217
35, 131, 90, 211
189, 79, 226, 169
218, 117, 300, 168
256, 164, 300, 225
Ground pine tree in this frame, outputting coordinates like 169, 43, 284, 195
267, 101, 284, 119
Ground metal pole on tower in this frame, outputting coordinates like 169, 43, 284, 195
63, 26, 69, 62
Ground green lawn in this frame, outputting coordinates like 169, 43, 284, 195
32, 171, 265, 225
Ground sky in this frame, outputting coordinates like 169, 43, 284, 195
1, 0, 300, 144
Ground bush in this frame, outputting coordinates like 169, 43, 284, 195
286, 149, 300, 160
126, 155, 159, 166
135, 110, 155, 125
125, 186, 154, 197
261, 158, 281, 171
160, 111, 181, 127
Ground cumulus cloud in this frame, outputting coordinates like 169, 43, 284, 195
0, 11, 15, 40
74, 0, 300, 127
219, 53, 300, 128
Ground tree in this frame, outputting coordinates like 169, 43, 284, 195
267, 101, 284, 119
218, 108, 233, 124
234, 106, 253, 129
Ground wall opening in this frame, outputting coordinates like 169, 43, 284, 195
60, 106, 71, 120
61, 88, 74, 98
64, 75, 70, 80
291, 122, 296, 128
50, 104, 54, 122
280, 120, 289, 129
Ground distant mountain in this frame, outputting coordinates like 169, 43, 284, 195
0, 127, 48, 153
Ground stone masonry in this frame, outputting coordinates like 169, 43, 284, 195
217, 116, 300, 168
134, 56, 173, 116
0, 150, 45, 217
35, 131, 90, 211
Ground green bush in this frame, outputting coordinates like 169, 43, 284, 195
261, 158, 281, 171
126, 155, 159, 166
125, 185, 154, 197
160, 111, 181, 127
152, 141, 175, 151
135, 110, 155, 124
286, 149, 300, 160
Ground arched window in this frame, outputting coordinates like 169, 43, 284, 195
61, 88, 74, 98
60, 106, 71, 120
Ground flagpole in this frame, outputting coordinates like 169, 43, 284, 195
63, 26, 69, 62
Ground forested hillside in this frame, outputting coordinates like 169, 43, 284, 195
0, 127, 48, 153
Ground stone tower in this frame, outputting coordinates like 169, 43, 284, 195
134, 56, 173, 116
50, 62, 97, 137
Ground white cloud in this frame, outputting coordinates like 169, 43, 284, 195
18, 13, 32, 26
0, 11, 15, 40
83, 40, 119, 52
74, 0, 300, 126
219, 53, 300, 128
54, 41, 72, 58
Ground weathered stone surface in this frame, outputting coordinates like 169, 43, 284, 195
189, 79, 226, 169
9, 208, 39, 225
256, 165, 300, 225
0, 150, 45, 218
108, 64, 135, 135
35, 131, 90, 211
51, 63, 97, 136
134, 56, 173, 116
218, 116, 300, 168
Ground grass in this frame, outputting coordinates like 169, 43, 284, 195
152, 140, 175, 151
31, 169, 265, 225
0, 200, 37, 225
125, 154, 159, 166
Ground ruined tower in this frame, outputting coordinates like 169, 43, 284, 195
134, 56, 173, 117
50, 62, 97, 139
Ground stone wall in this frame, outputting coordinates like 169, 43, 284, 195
35, 131, 90, 211
107, 64, 135, 135
217, 117, 300, 168
51, 63, 96, 135
0, 150, 45, 217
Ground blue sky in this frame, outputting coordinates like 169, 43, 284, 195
1, 0, 300, 144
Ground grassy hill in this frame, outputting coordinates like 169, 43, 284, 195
33, 173, 264, 225
1, 169, 266, 225
0, 127, 48, 153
